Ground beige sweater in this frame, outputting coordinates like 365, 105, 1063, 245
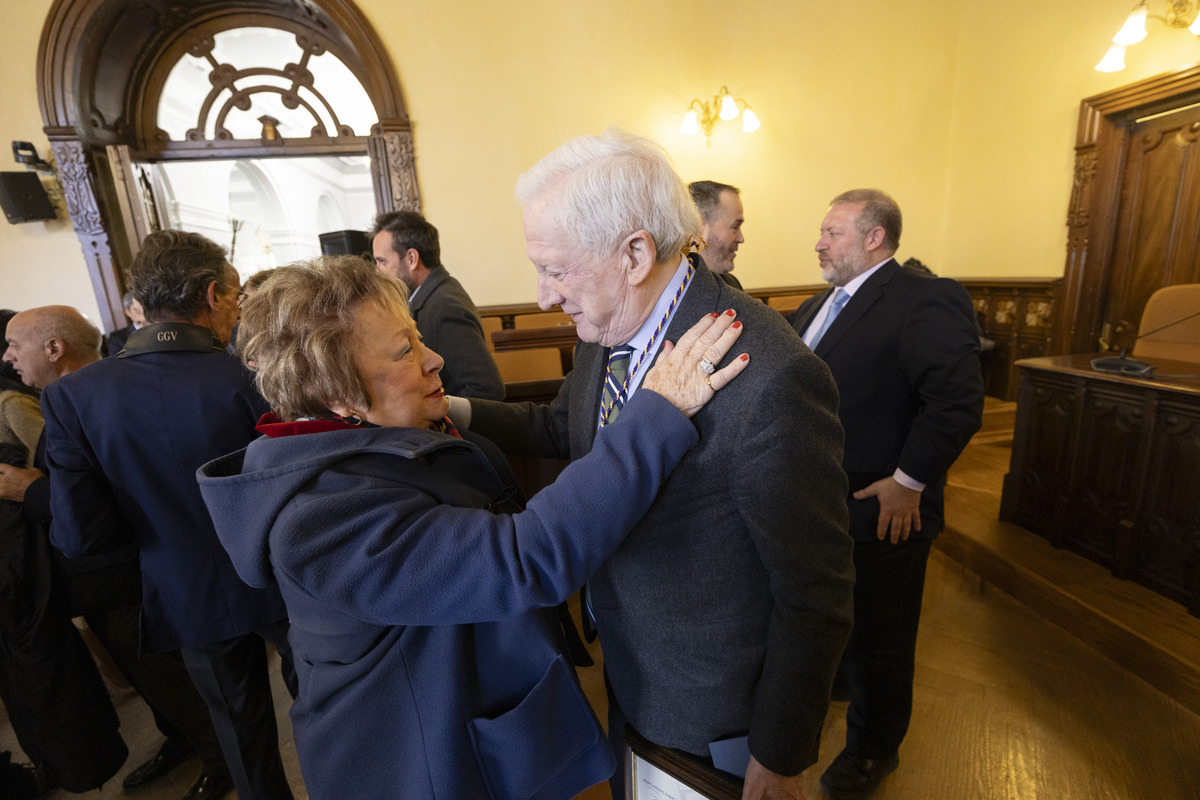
0, 389, 43, 466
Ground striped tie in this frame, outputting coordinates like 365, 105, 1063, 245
809, 288, 850, 350
601, 345, 634, 425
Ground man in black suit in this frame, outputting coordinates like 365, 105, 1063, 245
458, 131, 854, 799
41, 231, 296, 800
371, 211, 505, 399
789, 189, 984, 800
689, 180, 746, 290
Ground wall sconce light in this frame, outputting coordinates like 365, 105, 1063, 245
680, 86, 760, 147
1096, 0, 1200, 72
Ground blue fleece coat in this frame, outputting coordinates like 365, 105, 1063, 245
196, 391, 697, 800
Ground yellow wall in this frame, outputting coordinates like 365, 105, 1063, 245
944, 0, 1200, 278
0, 1, 105, 324
372, 0, 963, 300
4, 0, 1200, 322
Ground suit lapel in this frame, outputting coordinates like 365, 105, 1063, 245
793, 287, 834, 336
570, 341, 607, 455
409, 266, 449, 317
813, 258, 900, 358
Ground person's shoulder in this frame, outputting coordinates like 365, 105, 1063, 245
50, 354, 118, 391
723, 290, 805, 351
892, 263, 964, 293
430, 270, 479, 307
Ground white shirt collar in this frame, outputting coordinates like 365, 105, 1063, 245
839, 257, 892, 297
624, 254, 691, 355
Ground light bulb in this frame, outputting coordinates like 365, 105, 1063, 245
681, 110, 699, 135
1095, 43, 1126, 72
719, 93, 739, 121
742, 109, 761, 133
1113, 4, 1148, 46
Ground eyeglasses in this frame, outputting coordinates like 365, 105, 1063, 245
237, 291, 248, 307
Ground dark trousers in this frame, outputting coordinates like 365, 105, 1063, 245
842, 536, 932, 759
180, 621, 298, 800
84, 601, 228, 777
65, 557, 228, 777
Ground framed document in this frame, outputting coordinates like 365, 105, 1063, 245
624, 727, 742, 800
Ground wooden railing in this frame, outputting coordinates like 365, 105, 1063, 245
480, 276, 1062, 402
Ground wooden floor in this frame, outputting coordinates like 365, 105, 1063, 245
4, 398, 1199, 799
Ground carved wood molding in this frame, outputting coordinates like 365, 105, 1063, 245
1057, 65, 1200, 356
368, 129, 421, 213
37, 0, 416, 332
46, 132, 124, 331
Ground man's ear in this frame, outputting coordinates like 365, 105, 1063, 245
204, 279, 221, 311
44, 337, 66, 364
620, 230, 659, 286
864, 226, 887, 252
404, 248, 421, 274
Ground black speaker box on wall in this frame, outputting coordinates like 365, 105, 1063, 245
319, 229, 370, 257
0, 172, 56, 224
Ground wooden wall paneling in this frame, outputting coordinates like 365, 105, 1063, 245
964, 280, 1059, 400
483, 277, 1063, 402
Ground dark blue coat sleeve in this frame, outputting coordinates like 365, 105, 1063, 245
270, 390, 697, 626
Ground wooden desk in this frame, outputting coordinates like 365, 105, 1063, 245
1000, 354, 1200, 615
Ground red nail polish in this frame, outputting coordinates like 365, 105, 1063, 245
725, 309, 735, 316
732, 321, 742, 329
739, 353, 749, 361
710, 312, 719, 318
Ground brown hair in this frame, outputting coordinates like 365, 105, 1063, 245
236, 255, 410, 421
831, 188, 902, 251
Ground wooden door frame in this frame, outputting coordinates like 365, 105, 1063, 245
1056, 64, 1200, 355
37, 0, 417, 332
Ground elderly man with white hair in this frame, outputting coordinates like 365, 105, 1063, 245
454, 130, 855, 799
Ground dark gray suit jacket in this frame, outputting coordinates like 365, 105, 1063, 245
471, 257, 854, 775
411, 266, 504, 400
789, 259, 984, 540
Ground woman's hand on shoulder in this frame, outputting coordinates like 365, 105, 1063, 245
642, 309, 749, 418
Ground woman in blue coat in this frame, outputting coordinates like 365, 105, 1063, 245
197, 256, 748, 800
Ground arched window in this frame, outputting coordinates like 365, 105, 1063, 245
155, 27, 377, 146
38, 0, 418, 331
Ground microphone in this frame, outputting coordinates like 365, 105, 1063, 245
1091, 307, 1200, 376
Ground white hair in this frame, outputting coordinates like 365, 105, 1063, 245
515, 129, 701, 260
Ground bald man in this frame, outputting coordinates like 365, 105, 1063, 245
2, 305, 232, 799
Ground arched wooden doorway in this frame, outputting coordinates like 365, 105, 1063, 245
1055, 64, 1200, 355
37, 0, 418, 331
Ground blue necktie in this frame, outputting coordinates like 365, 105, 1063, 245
809, 288, 849, 349
600, 345, 634, 424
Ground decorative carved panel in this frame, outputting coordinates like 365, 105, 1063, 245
1002, 355, 1200, 615
964, 279, 1060, 400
